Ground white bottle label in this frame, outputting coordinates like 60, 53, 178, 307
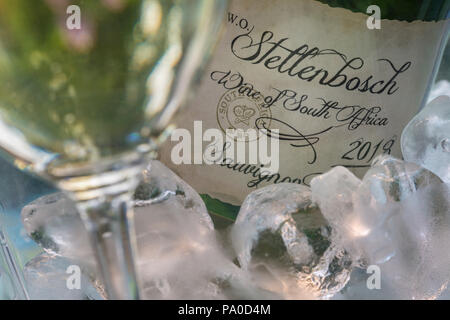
160, 0, 447, 205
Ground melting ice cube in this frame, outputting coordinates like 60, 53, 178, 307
402, 95, 450, 184
231, 183, 354, 299
311, 157, 450, 299
20, 161, 231, 299
23, 253, 104, 300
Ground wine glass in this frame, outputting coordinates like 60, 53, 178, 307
0, 0, 227, 299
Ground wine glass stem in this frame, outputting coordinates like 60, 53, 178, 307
76, 195, 140, 300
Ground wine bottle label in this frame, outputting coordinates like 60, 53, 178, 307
159, 0, 447, 205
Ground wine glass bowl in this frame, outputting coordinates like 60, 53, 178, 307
0, 0, 223, 167
0, 0, 227, 299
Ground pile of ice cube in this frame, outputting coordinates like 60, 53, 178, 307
20, 96, 450, 299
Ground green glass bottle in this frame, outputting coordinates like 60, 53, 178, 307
159, 0, 449, 224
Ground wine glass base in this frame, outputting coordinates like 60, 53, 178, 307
42, 150, 156, 299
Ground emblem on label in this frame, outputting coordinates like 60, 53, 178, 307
217, 88, 271, 141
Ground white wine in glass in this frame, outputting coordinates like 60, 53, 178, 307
0, 0, 227, 299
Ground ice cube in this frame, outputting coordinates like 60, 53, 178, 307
364, 155, 442, 203
137, 205, 238, 299
356, 156, 442, 264
311, 157, 443, 264
21, 193, 231, 300
21, 161, 226, 299
231, 183, 353, 299
373, 182, 450, 299
401, 95, 450, 183
134, 160, 213, 230
23, 253, 104, 300
21, 192, 94, 268
311, 158, 450, 299
310, 167, 367, 263
21, 161, 214, 266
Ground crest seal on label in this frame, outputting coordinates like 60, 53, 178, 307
216, 88, 271, 142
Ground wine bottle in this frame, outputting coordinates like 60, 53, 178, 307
159, 0, 449, 221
